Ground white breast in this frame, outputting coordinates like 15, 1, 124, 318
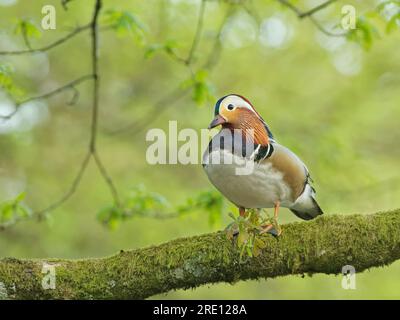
203, 149, 293, 209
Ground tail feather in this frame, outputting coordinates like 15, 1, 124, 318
290, 197, 323, 220
290, 184, 323, 220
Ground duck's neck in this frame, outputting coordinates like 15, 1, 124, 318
223, 111, 270, 146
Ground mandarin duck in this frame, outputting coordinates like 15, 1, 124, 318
202, 94, 323, 236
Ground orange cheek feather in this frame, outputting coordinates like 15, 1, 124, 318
221, 109, 269, 146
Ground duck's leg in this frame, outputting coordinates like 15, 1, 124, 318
260, 223, 274, 234
239, 207, 246, 217
260, 209, 274, 234
260, 202, 282, 237
273, 201, 282, 236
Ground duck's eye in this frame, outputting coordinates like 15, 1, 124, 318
227, 104, 235, 111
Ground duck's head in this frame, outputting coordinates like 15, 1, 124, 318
208, 94, 273, 145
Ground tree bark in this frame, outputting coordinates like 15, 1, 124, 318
1, 209, 399, 299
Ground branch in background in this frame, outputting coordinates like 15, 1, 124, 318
108, 2, 234, 136
88, 0, 101, 153
242, 0, 262, 25
308, 15, 347, 37
203, 5, 234, 70
0, 0, 213, 228
0, 0, 352, 229
0, 0, 122, 230
276, 0, 347, 37
61, 0, 74, 10
96, 187, 223, 230
0, 24, 91, 56
276, 0, 303, 16
107, 86, 190, 135
185, 0, 207, 66
0, 74, 94, 121
92, 150, 121, 207
34, 152, 91, 220
298, 0, 338, 19
88, 0, 121, 208
111, 0, 342, 137
150, 0, 207, 66
37, 0, 120, 218
1, 210, 399, 299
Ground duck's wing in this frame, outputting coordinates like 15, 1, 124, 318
262, 143, 323, 220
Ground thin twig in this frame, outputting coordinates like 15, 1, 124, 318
88, 0, 121, 207
299, 0, 337, 19
35, 151, 92, 219
242, 0, 262, 25
276, 0, 302, 15
108, 4, 234, 137
108, 86, 190, 136
61, 0, 74, 10
93, 151, 121, 207
21, 23, 33, 50
31, 0, 120, 220
308, 15, 347, 37
0, 74, 94, 121
0, 150, 93, 229
185, 0, 207, 65
0, 0, 121, 227
203, 5, 234, 70
276, 0, 346, 37
0, 23, 91, 55
89, 0, 101, 152
9, 0, 107, 224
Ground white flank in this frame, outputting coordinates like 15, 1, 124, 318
204, 149, 293, 208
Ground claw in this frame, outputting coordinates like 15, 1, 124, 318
260, 223, 281, 237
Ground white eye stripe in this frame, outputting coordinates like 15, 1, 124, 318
221, 95, 256, 114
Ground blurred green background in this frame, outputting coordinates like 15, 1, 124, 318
1, 0, 400, 299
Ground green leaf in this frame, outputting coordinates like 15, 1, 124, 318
228, 209, 274, 261
144, 43, 164, 59
103, 9, 146, 45
239, 242, 247, 261
0, 63, 24, 97
124, 184, 170, 216
0, 203, 14, 222
0, 63, 14, 91
177, 190, 223, 227
14, 192, 26, 202
346, 17, 379, 50
246, 245, 253, 257
0, 64, 14, 90
98, 188, 223, 229
0, 192, 31, 225
386, 12, 400, 33
144, 40, 180, 60
97, 205, 125, 230
237, 229, 249, 247
98, 184, 174, 229
181, 70, 215, 106
15, 204, 31, 218
228, 212, 236, 220
14, 18, 42, 38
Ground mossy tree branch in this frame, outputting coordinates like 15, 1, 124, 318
1, 209, 400, 299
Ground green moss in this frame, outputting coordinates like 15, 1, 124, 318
1, 209, 400, 299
